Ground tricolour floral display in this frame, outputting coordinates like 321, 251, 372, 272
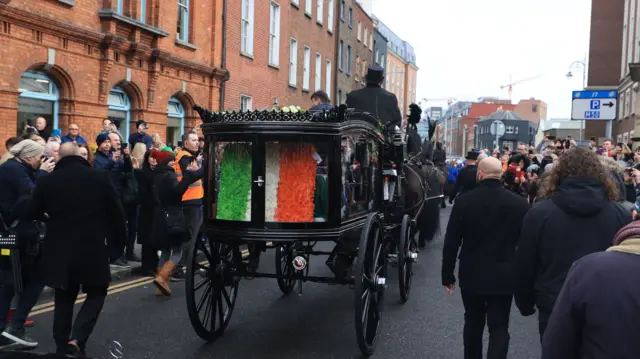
216, 142, 252, 221
266, 142, 318, 222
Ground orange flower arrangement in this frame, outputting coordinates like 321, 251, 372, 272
274, 143, 317, 222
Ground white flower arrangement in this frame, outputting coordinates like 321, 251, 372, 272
274, 105, 305, 113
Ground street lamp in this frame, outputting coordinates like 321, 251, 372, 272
566, 54, 587, 142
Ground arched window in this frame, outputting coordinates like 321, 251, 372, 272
108, 87, 131, 140
17, 70, 59, 135
167, 97, 185, 146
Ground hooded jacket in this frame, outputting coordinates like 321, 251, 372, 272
514, 176, 631, 320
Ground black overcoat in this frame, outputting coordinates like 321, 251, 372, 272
442, 179, 530, 294
345, 85, 402, 129
30, 156, 126, 289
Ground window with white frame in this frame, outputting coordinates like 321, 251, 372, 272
292, 0, 299, 6
375, 49, 379, 64
348, 7, 352, 27
338, 41, 344, 70
364, 27, 368, 47
326, 60, 332, 97
346, 45, 351, 74
240, 95, 252, 111
303, 46, 311, 90
305, 0, 312, 15
289, 38, 298, 86
357, 21, 361, 41
317, 0, 323, 24
315, 53, 322, 90
269, 2, 280, 66
140, 0, 147, 23
241, 0, 255, 55
177, 0, 190, 42
338, 90, 342, 105
328, 0, 334, 32
369, 34, 373, 49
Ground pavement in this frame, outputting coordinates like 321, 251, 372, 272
17, 206, 542, 359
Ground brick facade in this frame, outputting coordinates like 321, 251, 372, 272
384, 49, 405, 112
0, 0, 226, 153
225, 0, 335, 111
585, 0, 624, 142
334, 0, 373, 105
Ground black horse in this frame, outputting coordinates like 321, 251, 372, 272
403, 105, 444, 247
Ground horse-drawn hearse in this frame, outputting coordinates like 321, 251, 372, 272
185, 105, 444, 356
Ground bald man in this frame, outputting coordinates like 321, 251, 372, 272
59, 142, 80, 159
441, 156, 530, 359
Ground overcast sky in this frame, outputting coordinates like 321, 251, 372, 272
370, 0, 592, 119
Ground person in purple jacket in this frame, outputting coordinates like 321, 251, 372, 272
542, 220, 640, 359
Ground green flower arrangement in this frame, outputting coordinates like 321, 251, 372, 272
216, 143, 252, 221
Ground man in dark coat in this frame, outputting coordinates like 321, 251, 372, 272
442, 157, 530, 359
30, 142, 126, 357
345, 65, 402, 130
449, 151, 479, 203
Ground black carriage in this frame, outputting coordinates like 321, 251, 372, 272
185, 106, 426, 356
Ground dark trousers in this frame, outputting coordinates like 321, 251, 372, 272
109, 204, 138, 261
460, 291, 512, 359
0, 276, 43, 330
538, 310, 550, 342
53, 284, 107, 355
178, 206, 203, 267
140, 245, 159, 272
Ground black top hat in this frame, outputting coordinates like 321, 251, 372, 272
465, 151, 478, 160
365, 65, 384, 84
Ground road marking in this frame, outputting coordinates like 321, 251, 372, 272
29, 260, 211, 316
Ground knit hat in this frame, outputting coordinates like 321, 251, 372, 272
612, 221, 640, 246
96, 133, 110, 147
9, 140, 44, 159
151, 148, 175, 165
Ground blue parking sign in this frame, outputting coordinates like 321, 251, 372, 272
590, 100, 601, 110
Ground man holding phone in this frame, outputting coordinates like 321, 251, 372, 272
129, 120, 153, 151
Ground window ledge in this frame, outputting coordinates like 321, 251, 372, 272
305, 12, 312, 18
268, 64, 280, 70
348, 24, 353, 29
317, 20, 323, 27
240, 52, 254, 60
98, 9, 169, 37
328, 29, 333, 35
175, 39, 197, 51
289, 84, 297, 89
57, 0, 75, 6
302, 88, 310, 93
291, 1, 299, 9
339, 67, 343, 73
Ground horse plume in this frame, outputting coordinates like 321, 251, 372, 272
407, 103, 422, 130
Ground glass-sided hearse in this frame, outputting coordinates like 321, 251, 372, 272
184, 106, 419, 357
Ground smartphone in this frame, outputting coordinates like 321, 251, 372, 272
51, 129, 62, 138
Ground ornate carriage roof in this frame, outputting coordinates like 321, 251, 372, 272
194, 105, 385, 137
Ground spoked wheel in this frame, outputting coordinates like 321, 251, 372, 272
354, 213, 387, 357
398, 214, 417, 303
186, 236, 240, 342
275, 244, 296, 295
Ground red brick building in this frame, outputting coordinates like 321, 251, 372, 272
0, 0, 227, 151
454, 103, 516, 155
225, 0, 336, 111
586, 0, 624, 142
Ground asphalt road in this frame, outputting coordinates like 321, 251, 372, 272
22, 206, 542, 359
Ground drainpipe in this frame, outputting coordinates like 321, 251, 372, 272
219, 0, 228, 111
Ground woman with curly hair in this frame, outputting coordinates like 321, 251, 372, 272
514, 147, 631, 341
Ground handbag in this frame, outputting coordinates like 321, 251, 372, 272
152, 179, 186, 236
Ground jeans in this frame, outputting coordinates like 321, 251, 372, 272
178, 206, 203, 267
158, 244, 184, 267
53, 284, 106, 355
0, 277, 44, 330
460, 292, 513, 359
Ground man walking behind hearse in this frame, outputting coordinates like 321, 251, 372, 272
441, 157, 530, 359
30, 142, 126, 357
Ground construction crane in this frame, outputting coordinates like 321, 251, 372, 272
500, 75, 544, 100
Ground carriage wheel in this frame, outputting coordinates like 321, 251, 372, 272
186, 236, 240, 342
354, 213, 387, 357
398, 214, 417, 303
275, 244, 296, 295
